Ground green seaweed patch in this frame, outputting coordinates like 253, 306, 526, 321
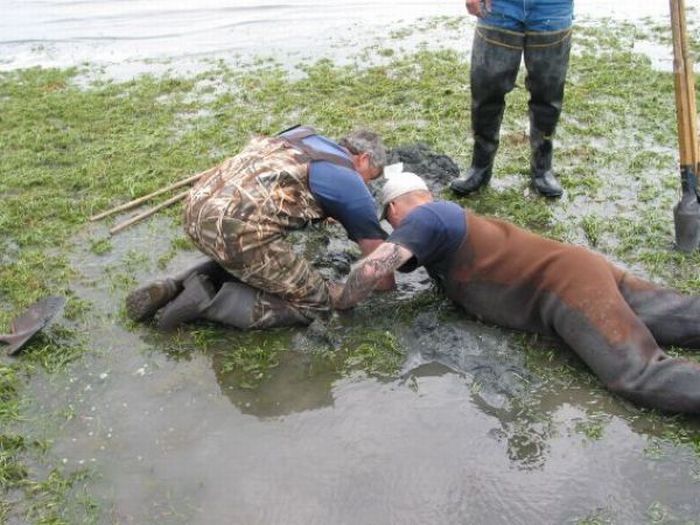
0, 434, 29, 491
574, 416, 607, 441
342, 330, 404, 377
62, 296, 92, 322
19, 326, 88, 374
88, 237, 111, 256
453, 186, 555, 233
575, 509, 615, 525
22, 468, 96, 525
0, 366, 21, 424
156, 236, 196, 270
221, 338, 285, 389
517, 333, 600, 391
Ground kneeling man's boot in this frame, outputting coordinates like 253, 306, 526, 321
125, 258, 221, 322
156, 273, 215, 331
202, 281, 310, 330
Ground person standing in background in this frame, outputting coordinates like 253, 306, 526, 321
450, 0, 574, 198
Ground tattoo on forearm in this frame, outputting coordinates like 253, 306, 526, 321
335, 244, 403, 309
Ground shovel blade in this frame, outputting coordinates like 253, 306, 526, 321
674, 191, 700, 252
0, 296, 65, 356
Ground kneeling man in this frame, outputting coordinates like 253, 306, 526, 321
127, 126, 392, 330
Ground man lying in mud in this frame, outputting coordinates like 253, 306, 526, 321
332, 167, 700, 415
126, 125, 393, 329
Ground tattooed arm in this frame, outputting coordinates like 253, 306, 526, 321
357, 237, 396, 291
332, 242, 414, 310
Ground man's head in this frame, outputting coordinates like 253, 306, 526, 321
339, 129, 387, 183
380, 167, 433, 227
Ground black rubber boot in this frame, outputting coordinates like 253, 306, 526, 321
202, 281, 310, 330
156, 273, 216, 331
450, 25, 524, 196
524, 28, 572, 198
125, 258, 223, 322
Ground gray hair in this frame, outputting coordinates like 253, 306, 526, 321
339, 129, 387, 170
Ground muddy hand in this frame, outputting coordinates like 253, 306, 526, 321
466, 0, 491, 17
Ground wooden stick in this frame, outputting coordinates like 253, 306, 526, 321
90, 171, 205, 221
109, 190, 189, 235
678, 0, 699, 168
671, 0, 692, 166
671, 0, 698, 168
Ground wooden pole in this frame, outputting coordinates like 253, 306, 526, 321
671, 0, 698, 170
677, 0, 699, 170
90, 170, 205, 221
109, 190, 189, 235
671, 0, 700, 251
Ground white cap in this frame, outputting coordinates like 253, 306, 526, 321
379, 163, 429, 219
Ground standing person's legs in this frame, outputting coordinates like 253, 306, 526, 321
522, 0, 573, 197
450, 2, 525, 195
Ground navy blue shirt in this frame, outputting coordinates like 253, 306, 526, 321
386, 201, 467, 281
281, 131, 387, 242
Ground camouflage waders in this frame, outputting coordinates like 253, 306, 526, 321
184, 127, 354, 323
444, 211, 700, 414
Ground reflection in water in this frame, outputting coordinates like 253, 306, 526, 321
212, 347, 337, 417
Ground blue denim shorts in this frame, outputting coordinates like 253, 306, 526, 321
479, 0, 574, 32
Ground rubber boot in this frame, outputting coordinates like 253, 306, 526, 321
156, 273, 216, 331
450, 25, 524, 196
126, 258, 223, 322
523, 28, 572, 198
202, 281, 310, 330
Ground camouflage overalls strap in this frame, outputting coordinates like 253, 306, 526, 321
184, 127, 355, 318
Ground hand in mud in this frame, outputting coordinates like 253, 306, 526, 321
466, 0, 491, 17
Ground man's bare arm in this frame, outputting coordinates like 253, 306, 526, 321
357, 237, 396, 291
332, 242, 414, 310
